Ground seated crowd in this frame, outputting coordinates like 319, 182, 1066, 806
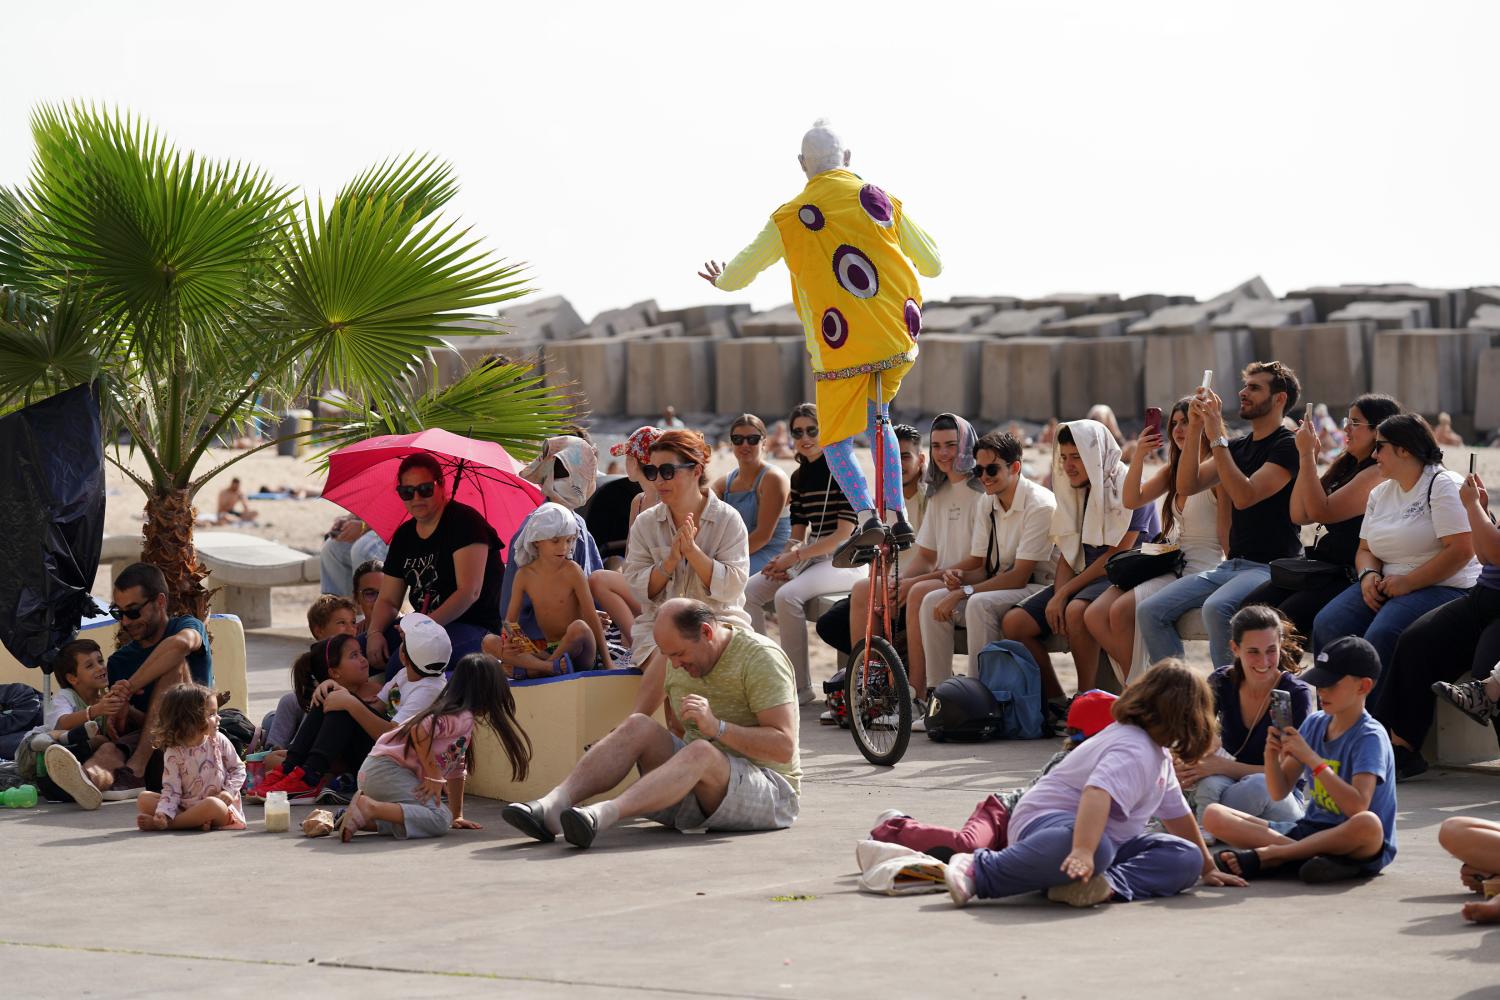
15, 361, 1500, 924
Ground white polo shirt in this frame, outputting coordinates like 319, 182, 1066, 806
915, 478, 984, 569
969, 476, 1058, 584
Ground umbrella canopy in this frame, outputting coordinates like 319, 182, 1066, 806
324, 429, 543, 545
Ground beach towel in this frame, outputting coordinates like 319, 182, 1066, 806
522, 436, 598, 511
922, 412, 983, 498
1050, 418, 1132, 572
512, 502, 581, 567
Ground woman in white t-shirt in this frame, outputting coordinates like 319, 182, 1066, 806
1310, 414, 1478, 699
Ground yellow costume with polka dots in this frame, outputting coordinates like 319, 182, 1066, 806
771, 169, 923, 447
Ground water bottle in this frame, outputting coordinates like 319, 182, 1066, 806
264, 790, 290, 832
2, 785, 38, 808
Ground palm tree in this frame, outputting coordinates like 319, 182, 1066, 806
0, 103, 572, 618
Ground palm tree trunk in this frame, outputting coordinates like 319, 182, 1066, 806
142, 488, 210, 619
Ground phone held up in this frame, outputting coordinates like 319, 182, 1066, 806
1143, 406, 1162, 439
1269, 689, 1293, 732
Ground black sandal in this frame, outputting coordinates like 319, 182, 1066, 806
1214, 848, 1263, 879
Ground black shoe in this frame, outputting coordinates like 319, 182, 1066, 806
1394, 746, 1429, 782
1298, 854, 1366, 884
560, 806, 599, 849
891, 516, 915, 550
851, 515, 887, 548
501, 800, 556, 843
832, 538, 878, 569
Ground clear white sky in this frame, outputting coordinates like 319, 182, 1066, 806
6, 1, 1497, 320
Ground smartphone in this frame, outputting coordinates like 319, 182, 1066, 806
1472, 453, 1478, 476
1144, 406, 1162, 439
1200, 369, 1214, 392
1269, 689, 1293, 731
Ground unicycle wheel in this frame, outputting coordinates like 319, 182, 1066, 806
844, 636, 912, 766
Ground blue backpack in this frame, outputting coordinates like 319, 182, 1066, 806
975, 640, 1046, 740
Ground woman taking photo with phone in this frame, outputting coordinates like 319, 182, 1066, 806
624, 430, 752, 718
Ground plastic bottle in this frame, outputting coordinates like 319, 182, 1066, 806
264, 790, 290, 832
2, 785, 38, 808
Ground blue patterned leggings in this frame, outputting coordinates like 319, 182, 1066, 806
823, 397, 904, 516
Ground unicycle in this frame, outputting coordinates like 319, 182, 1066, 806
843, 376, 913, 766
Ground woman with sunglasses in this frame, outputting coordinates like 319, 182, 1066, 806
713, 413, 792, 576
744, 403, 864, 704
1309, 414, 1478, 711
624, 430, 752, 717
1239, 395, 1400, 640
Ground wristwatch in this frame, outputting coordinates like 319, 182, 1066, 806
1211, 435, 1229, 450
1358, 567, 1382, 582
962, 584, 975, 597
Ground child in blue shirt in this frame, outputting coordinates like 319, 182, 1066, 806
1203, 635, 1396, 883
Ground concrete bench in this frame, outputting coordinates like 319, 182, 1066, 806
103, 532, 321, 629
0, 613, 250, 714
467, 670, 662, 803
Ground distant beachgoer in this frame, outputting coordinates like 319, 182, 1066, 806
767, 420, 795, 460
699, 118, 941, 566
216, 477, 257, 524
661, 406, 686, 430
320, 515, 389, 596
1436, 412, 1465, 447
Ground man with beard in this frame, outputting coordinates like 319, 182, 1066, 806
1137, 362, 1304, 669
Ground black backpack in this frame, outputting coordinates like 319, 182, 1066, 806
924, 675, 1004, 743
0, 682, 43, 760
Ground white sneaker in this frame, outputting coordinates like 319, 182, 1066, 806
43, 744, 102, 810
911, 714, 927, 734
944, 853, 976, 907
871, 713, 900, 729
873, 808, 908, 827
1047, 874, 1114, 908
819, 709, 837, 726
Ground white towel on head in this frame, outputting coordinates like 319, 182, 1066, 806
513, 502, 579, 567
1050, 419, 1132, 572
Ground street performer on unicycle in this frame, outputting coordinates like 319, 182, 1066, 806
700, 119, 942, 763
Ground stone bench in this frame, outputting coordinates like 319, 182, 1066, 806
103, 532, 320, 629
0, 612, 250, 715
467, 669, 661, 802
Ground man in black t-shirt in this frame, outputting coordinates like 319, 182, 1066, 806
1138, 362, 1303, 669
366, 453, 505, 679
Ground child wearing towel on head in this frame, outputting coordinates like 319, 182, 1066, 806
484, 502, 615, 679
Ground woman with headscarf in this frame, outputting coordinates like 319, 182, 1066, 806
1002, 419, 1160, 699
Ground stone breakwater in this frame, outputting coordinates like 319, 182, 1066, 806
435, 279, 1500, 434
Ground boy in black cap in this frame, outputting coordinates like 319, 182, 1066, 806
1203, 636, 1397, 883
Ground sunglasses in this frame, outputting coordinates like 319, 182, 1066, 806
395, 481, 439, 501
641, 461, 697, 482
108, 601, 148, 621
730, 434, 763, 447
1372, 440, 1390, 454
358, 587, 381, 601
790, 425, 818, 440
972, 463, 1007, 479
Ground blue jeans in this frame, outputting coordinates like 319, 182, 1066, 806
971, 811, 1203, 902
320, 529, 389, 595
1193, 773, 1305, 824
1311, 582, 1467, 704
1138, 559, 1271, 668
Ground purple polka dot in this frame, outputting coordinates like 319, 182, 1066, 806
822, 308, 849, 349
860, 184, 893, 227
798, 204, 825, 231
904, 299, 922, 340
832, 244, 879, 300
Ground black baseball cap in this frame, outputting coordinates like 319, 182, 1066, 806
1302, 636, 1382, 688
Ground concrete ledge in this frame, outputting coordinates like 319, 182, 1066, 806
0, 613, 250, 714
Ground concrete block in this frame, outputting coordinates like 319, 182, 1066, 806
496, 294, 586, 341
1372, 328, 1489, 415
627, 339, 716, 416
1041, 311, 1146, 338
1268, 323, 1368, 410
1205, 275, 1277, 306
920, 304, 1000, 333
714, 338, 805, 418
912, 335, 984, 420
1022, 293, 1123, 318
1465, 287, 1500, 324
1328, 300, 1432, 330
1129, 302, 1234, 337
737, 303, 804, 339
1469, 304, 1500, 333
545, 338, 628, 416
656, 303, 751, 338
1121, 293, 1197, 314
1210, 298, 1318, 360
1288, 284, 1459, 327
945, 295, 1022, 310
972, 306, 1066, 337
979, 337, 1064, 424
1144, 329, 1252, 411
1057, 337, 1145, 418
611, 321, 685, 341
1476, 349, 1500, 431
581, 299, 659, 338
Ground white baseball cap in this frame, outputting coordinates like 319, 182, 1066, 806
401, 613, 452, 676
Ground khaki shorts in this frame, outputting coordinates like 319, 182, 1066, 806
642, 734, 799, 832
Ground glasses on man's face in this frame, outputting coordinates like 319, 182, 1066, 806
972, 463, 1006, 479
1372, 440, 1390, 454
641, 461, 697, 482
395, 481, 438, 501
1342, 418, 1371, 431
108, 601, 148, 622
358, 587, 381, 601
730, 434, 763, 447
790, 425, 818, 440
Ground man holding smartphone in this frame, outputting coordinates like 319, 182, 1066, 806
1137, 362, 1304, 667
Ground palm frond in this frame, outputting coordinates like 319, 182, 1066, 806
336, 152, 458, 225
0, 283, 105, 408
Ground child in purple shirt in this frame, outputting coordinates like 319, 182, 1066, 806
945, 661, 1247, 907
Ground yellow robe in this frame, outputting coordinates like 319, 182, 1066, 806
771, 169, 923, 446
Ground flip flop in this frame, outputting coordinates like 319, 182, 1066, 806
1214, 848, 1263, 879
500, 800, 555, 843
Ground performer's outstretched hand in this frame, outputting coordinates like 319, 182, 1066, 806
697, 260, 724, 286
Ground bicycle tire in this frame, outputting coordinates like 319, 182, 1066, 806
844, 635, 912, 766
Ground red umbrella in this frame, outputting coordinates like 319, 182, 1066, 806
323, 429, 543, 544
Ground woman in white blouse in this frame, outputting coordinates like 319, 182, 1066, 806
1311, 413, 1478, 700
624, 429, 751, 717
1085, 398, 1227, 682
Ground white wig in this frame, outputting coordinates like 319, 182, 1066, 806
800, 118, 847, 176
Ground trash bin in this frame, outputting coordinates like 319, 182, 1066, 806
277, 409, 314, 457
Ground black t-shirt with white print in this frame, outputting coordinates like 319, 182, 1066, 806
383, 500, 505, 632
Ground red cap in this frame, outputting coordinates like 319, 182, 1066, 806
1066, 689, 1118, 739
